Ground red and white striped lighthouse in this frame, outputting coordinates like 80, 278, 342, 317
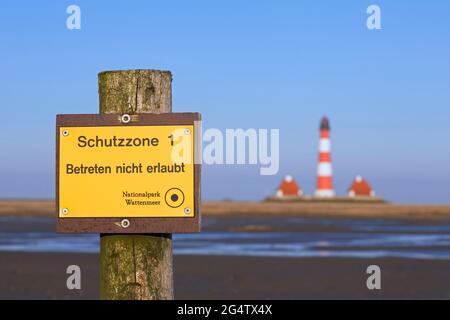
315, 117, 335, 198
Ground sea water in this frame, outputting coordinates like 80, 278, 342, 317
0, 216, 450, 260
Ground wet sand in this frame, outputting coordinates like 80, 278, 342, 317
0, 200, 54, 217
204, 201, 450, 220
1, 201, 450, 299
1, 252, 450, 300
2, 200, 450, 220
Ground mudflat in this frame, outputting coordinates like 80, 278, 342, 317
1, 252, 449, 299
2, 199, 450, 220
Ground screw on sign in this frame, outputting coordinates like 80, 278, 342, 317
120, 219, 130, 228
121, 114, 131, 124
56, 70, 201, 300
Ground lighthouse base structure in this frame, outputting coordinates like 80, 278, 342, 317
266, 195, 385, 203
314, 190, 336, 198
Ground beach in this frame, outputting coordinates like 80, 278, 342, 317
1, 252, 450, 300
1, 200, 450, 299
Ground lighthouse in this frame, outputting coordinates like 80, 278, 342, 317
315, 117, 335, 198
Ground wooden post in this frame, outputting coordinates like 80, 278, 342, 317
98, 70, 174, 300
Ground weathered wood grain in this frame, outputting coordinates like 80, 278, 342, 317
98, 70, 173, 300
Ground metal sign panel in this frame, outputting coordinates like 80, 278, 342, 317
56, 113, 201, 233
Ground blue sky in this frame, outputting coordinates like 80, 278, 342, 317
0, 1, 449, 203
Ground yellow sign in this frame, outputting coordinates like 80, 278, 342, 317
58, 125, 195, 218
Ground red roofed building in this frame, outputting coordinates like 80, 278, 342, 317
276, 175, 303, 198
348, 175, 376, 197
